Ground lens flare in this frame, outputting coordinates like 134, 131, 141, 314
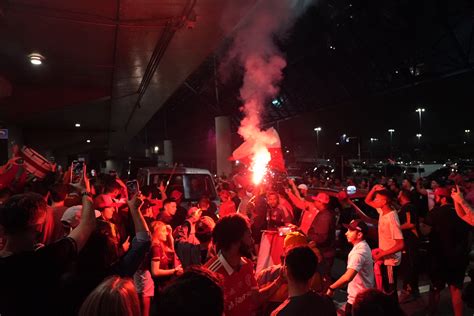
251, 147, 271, 184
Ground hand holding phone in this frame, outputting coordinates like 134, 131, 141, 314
70, 161, 84, 184
126, 180, 139, 199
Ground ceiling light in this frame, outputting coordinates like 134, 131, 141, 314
75, 123, 81, 127
28, 53, 45, 66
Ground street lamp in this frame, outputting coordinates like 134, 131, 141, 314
369, 138, 378, 161
388, 129, 395, 142
416, 108, 425, 131
314, 127, 322, 158
346, 136, 361, 161
416, 133, 422, 144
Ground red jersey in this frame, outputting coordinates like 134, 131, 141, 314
205, 252, 258, 316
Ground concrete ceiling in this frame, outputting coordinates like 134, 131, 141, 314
0, 0, 257, 156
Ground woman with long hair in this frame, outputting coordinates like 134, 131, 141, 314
79, 276, 140, 316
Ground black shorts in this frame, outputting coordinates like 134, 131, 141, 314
430, 258, 468, 290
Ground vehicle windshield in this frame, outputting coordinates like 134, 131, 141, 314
149, 173, 217, 201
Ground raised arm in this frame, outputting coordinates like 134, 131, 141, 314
452, 186, 474, 226
284, 187, 306, 210
288, 178, 303, 200
158, 181, 167, 201
364, 184, 384, 209
348, 200, 378, 225
127, 194, 149, 235
68, 166, 96, 252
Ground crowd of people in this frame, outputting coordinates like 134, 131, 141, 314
0, 152, 473, 316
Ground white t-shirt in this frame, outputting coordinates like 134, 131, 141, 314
377, 209, 403, 266
347, 240, 375, 304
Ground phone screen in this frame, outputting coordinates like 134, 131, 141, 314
126, 180, 139, 198
71, 161, 84, 184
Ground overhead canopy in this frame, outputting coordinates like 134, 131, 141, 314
0, 0, 257, 156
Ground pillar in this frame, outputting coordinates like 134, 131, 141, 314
215, 116, 232, 177
163, 140, 173, 166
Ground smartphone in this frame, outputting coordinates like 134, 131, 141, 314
126, 180, 139, 198
70, 160, 84, 184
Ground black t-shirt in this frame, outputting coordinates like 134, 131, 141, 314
0, 237, 77, 316
271, 290, 336, 316
398, 203, 419, 241
425, 204, 471, 259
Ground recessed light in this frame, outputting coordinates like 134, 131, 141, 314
28, 53, 45, 65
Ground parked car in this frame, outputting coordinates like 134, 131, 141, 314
137, 167, 219, 208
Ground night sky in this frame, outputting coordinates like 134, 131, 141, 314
140, 0, 474, 167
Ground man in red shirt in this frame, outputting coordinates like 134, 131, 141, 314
205, 214, 284, 316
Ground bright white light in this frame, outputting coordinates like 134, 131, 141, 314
465, 129, 470, 133
314, 127, 322, 132
388, 129, 395, 133
75, 123, 81, 127
154, 146, 159, 153
235, 160, 240, 164
286, 150, 290, 153
416, 108, 425, 113
28, 53, 45, 66
86, 139, 91, 143
416, 134, 422, 138
336, 142, 340, 146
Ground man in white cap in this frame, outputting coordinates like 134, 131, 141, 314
297, 184, 309, 200
61, 205, 102, 236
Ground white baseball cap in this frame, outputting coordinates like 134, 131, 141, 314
297, 184, 308, 190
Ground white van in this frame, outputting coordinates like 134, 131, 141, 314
137, 167, 218, 206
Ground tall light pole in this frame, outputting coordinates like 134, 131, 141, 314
388, 129, 395, 144
369, 138, 378, 161
346, 136, 361, 161
416, 133, 422, 144
314, 127, 322, 158
388, 129, 395, 156
465, 129, 471, 144
416, 108, 425, 131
